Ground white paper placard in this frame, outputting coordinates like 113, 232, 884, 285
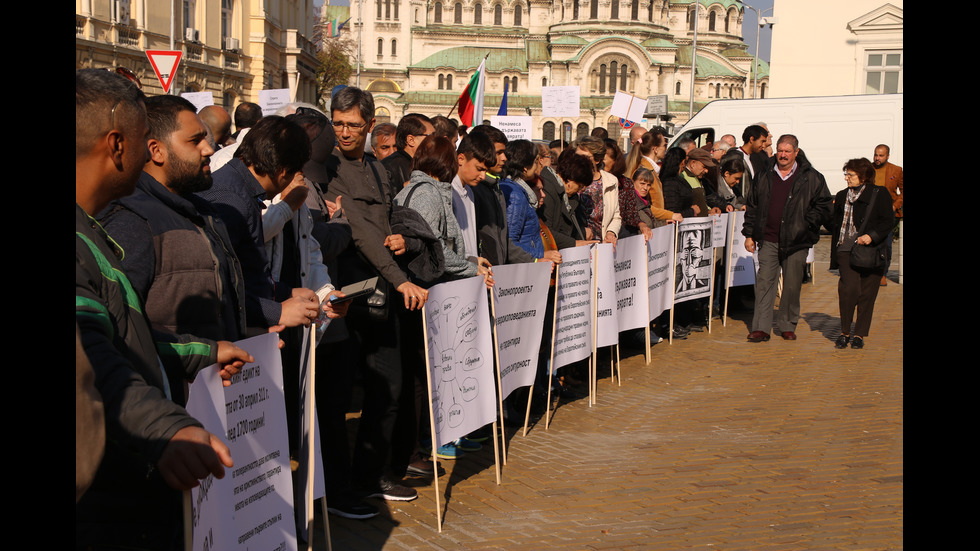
541, 86, 580, 118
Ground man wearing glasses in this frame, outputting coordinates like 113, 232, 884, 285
381, 113, 435, 189
320, 86, 429, 513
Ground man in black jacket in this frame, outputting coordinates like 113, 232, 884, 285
743, 135, 832, 342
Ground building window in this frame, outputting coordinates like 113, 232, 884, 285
511, 77, 518, 93
648, 1, 653, 22
577, 122, 589, 139
631, 0, 638, 21
725, 11, 731, 33
675, 81, 681, 95
183, 0, 196, 34
434, 2, 442, 23
709, 11, 716, 31
760, 83, 766, 99
377, 38, 383, 56
542, 77, 547, 87
221, 0, 233, 40
385, 0, 391, 19
688, 8, 695, 31
865, 51, 902, 94
391, 38, 397, 56
573, 0, 579, 20
590, 0, 598, 19
598, 64, 606, 94
543, 121, 556, 141
475, 4, 482, 25
494, 4, 502, 25
610, 0, 618, 20
504, 76, 510, 92
620, 64, 628, 91
377, 0, 382, 19
514, 4, 522, 26
376, 107, 391, 124
454, 3, 462, 24
608, 61, 617, 92
447, 74, 453, 89
438, 74, 445, 90
395, 0, 399, 20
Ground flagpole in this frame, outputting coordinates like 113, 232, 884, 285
448, 52, 491, 121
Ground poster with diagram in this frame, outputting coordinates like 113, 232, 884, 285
424, 276, 496, 449
728, 210, 756, 287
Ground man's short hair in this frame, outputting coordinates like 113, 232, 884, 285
235, 116, 311, 177
395, 113, 433, 150
331, 86, 375, 121
676, 137, 695, 152
556, 148, 595, 187
549, 139, 568, 150
714, 141, 731, 153
144, 95, 197, 142
430, 115, 459, 141
776, 134, 799, 150
233, 102, 262, 130
590, 127, 609, 140
456, 131, 497, 168
371, 122, 396, 149
876, 144, 890, 154
742, 124, 769, 144
470, 124, 508, 147
76, 68, 146, 159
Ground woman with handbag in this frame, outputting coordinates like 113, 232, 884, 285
830, 158, 894, 349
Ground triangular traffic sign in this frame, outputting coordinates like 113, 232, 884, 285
145, 50, 182, 93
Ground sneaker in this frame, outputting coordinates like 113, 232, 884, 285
327, 493, 379, 519
361, 477, 418, 502
466, 425, 492, 443
850, 336, 865, 349
405, 458, 445, 477
453, 437, 482, 452
421, 441, 465, 459
834, 334, 849, 349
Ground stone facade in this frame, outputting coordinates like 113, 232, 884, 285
76, 0, 320, 110
333, 0, 767, 140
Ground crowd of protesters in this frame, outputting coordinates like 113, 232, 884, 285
76, 68, 900, 549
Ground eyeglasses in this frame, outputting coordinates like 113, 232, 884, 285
843, 172, 858, 178
332, 121, 367, 132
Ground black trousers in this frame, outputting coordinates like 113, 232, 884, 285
837, 251, 883, 337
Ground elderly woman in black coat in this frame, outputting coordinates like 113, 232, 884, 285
830, 158, 894, 349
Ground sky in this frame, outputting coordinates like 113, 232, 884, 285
316, 0, 773, 61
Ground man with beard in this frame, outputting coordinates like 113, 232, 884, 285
100, 95, 247, 341
872, 144, 903, 286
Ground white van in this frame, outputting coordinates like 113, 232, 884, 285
667, 94, 903, 194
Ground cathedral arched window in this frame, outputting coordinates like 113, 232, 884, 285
438, 74, 445, 89
454, 3, 462, 24
598, 64, 606, 94
543, 121, 556, 141
514, 4, 522, 26
377, 0, 382, 19
573, 0, 579, 20
709, 12, 716, 31
631, 0, 638, 21
446, 74, 453, 89
434, 2, 442, 23
475, 4, 482, 24
611, 0, 618, 19
391, 38, 397, 56
494, 4, 502, 25
377, 38, 383, 56
608, 61, 618, 92
590, 0, 598, 19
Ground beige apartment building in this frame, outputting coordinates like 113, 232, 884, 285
76, 0, 320, 109
767, 1, 903, 97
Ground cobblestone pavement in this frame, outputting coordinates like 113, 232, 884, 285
313, 235, 903, 550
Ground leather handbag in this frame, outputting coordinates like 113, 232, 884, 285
849, 187, 889, 270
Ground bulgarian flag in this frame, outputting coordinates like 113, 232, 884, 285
456, 57, 487, 127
